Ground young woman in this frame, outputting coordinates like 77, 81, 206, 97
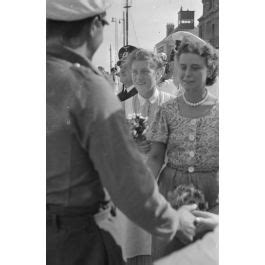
124, 49, 175, 154
119, 49, 176, 265
147, 38, 219, 260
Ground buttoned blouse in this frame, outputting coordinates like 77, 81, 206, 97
147, 96, 219, 171
125, 88, 175, 127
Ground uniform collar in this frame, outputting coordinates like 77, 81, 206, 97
46, 43, 101, 75
126, 85, 135, 92
138, 87, 159, 105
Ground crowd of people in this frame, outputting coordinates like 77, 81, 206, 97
46, 0, 219, 265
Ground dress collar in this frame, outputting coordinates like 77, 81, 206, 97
138, 87, 159, 105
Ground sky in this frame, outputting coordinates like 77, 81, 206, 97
94, 0, 203, 71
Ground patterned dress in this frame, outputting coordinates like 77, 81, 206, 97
147, 95, 219, 260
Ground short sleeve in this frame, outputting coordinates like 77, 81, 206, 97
147, 106, 169, 144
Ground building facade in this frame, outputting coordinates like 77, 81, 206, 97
154, 7, 198, 60
198, 0, 219, 48
176, 7, 195, 31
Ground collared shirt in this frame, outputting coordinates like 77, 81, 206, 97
137, 87, 159, 106
124, 87, 175, 126
46, 43, 179, 239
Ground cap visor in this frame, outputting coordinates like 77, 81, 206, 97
102, 18, 109, 25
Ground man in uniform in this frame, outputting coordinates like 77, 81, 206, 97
46, 0, 197, 264
117, 45, 138, 101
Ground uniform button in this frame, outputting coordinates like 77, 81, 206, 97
74, 63, 80, 68
188, 166, 194, 173
189, 134, 195, 141
189, 151, 195, 157
190, 119, 196, 125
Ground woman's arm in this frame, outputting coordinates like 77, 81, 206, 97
147, 142, 166, 180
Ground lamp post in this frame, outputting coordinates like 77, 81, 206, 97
123, 0, 132, 45
120, 14, 125, 47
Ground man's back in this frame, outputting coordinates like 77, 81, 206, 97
46, 44, 111, 208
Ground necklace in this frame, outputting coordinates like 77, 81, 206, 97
183, 89, 208, 107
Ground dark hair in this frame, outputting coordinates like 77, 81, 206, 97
46, 16, 95, 41
127, 48, 163, 71
176, 38, 219, 86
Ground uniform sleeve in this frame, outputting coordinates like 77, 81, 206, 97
147, 106, 169, 144
71, 69, 179, 240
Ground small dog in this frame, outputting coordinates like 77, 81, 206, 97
167, 184, 208, 211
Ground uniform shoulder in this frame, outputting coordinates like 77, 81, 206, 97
70, 63, 101, 83
70, 63, 115, 95
59, 62, 121, 116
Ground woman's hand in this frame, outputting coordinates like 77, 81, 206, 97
177, 204, 197, 242
193, 210, 219, 234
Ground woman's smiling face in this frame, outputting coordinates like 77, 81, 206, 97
131, 60, 159, 98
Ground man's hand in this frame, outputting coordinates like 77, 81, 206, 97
136, 139, 151, 153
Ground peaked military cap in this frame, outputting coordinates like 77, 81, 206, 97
117, 45, 137, 66
47, 0, 112, 21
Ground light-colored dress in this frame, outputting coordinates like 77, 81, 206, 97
119, 88, 175, 264
147, 95, 219, 260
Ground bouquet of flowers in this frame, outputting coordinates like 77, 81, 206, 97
167, 184, 208, 211
127, 113, 148, 141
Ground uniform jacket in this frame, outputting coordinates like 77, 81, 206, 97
117, 85, 138, 101
46, 43, 178, 239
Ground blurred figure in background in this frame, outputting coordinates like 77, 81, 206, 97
157, 52, 179, 96
117, 45, 138, 102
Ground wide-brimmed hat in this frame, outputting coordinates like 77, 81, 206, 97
47, 0, 112, 21
117, 45, 137, 66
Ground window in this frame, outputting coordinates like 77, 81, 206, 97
181, 20, 192, 24
158, 46, 164, 53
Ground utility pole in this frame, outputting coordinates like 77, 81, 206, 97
111, 17, 119, 64
121, 12, 125, 46
123, 0, 132, 45
109, 44, 113, 71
